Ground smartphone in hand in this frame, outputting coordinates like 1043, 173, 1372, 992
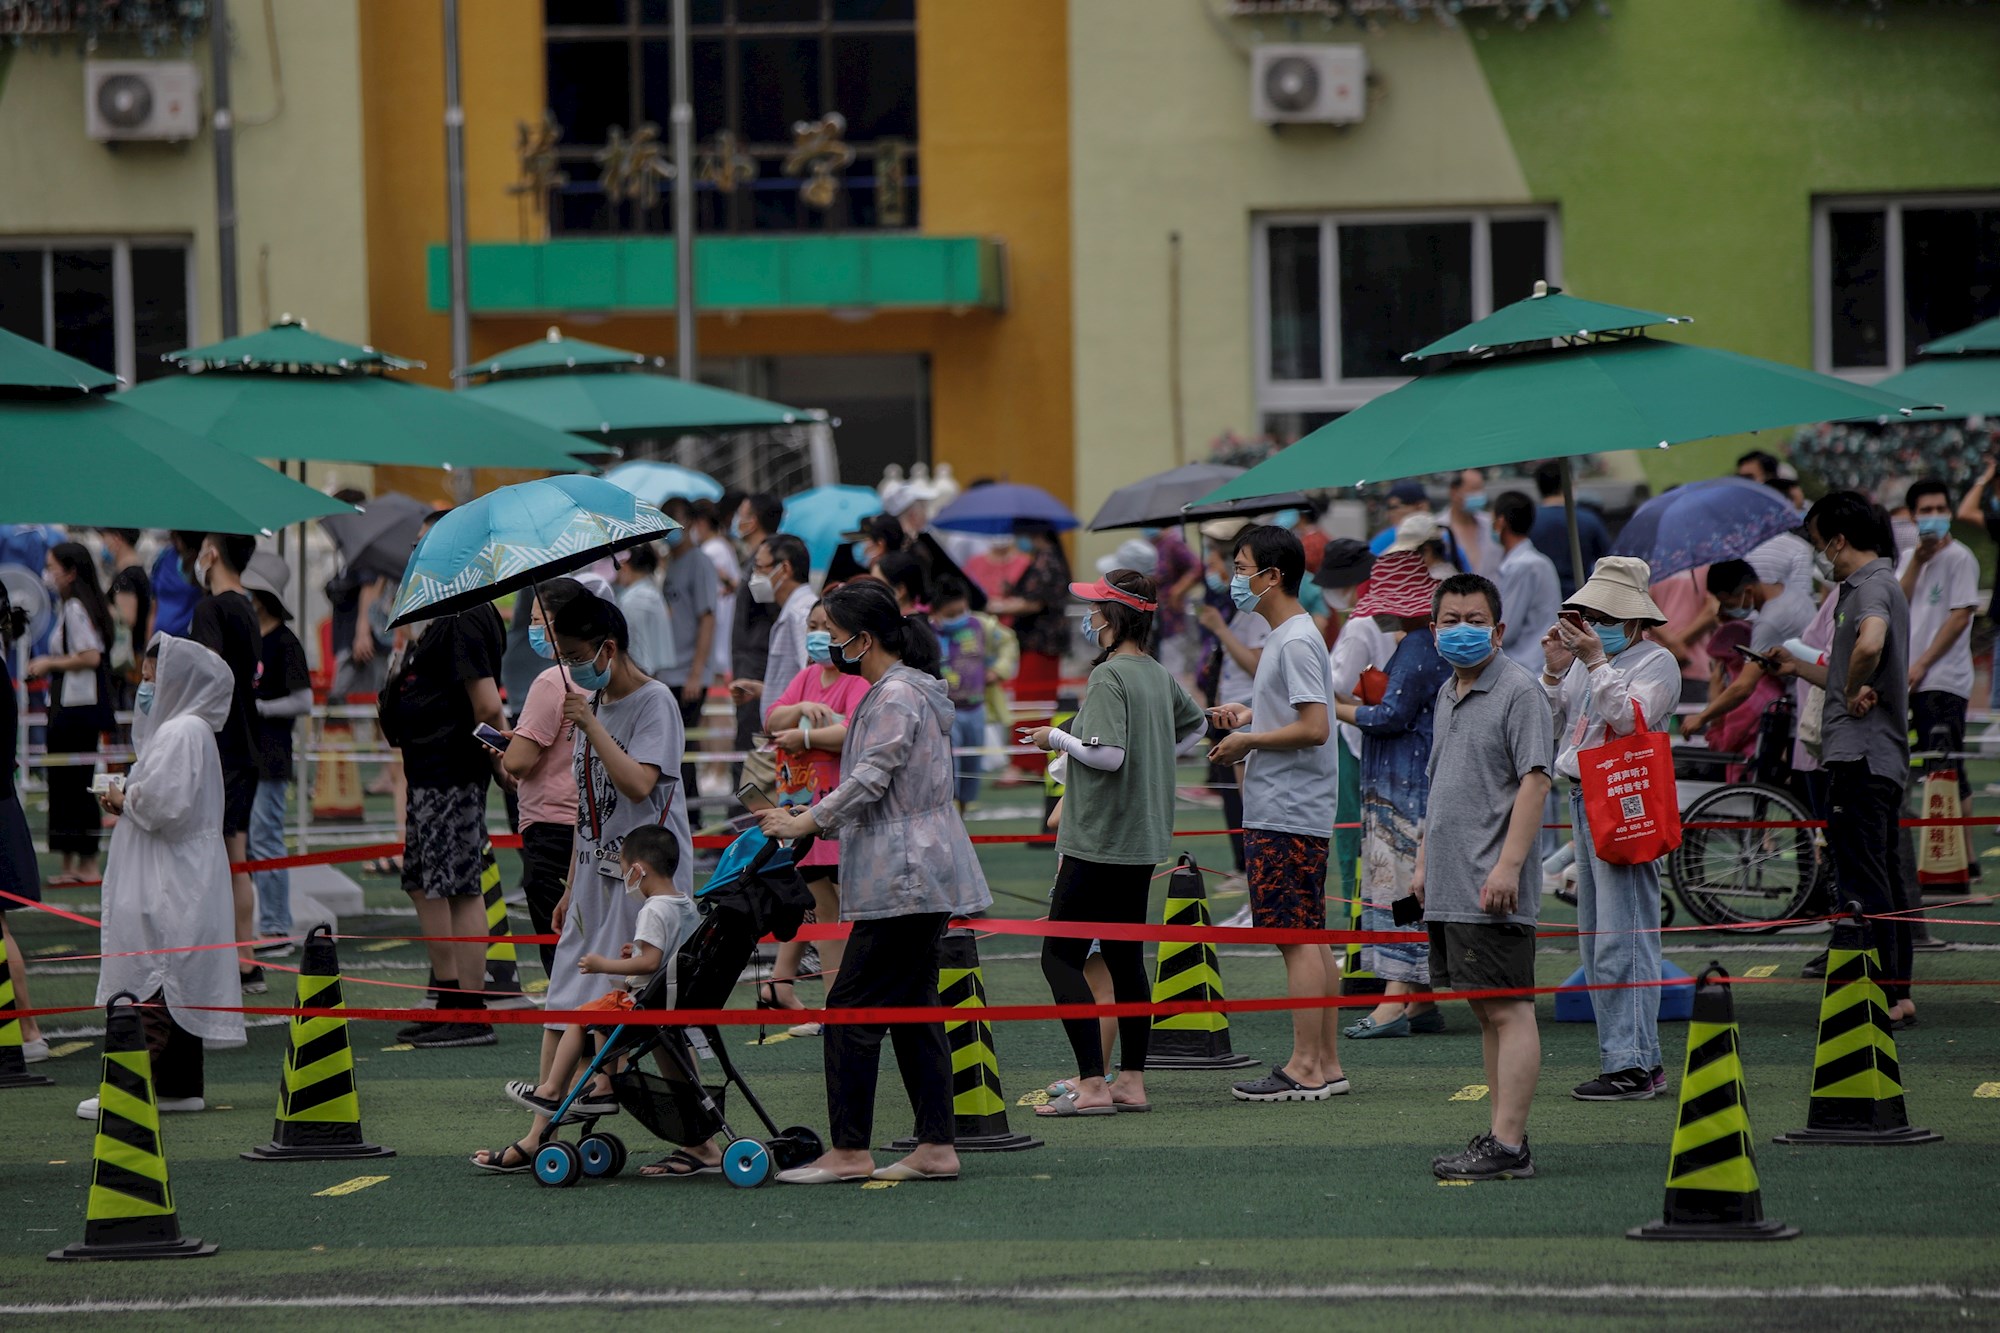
472, 723, 509, 754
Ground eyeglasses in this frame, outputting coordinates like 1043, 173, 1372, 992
556, 641, 606, 669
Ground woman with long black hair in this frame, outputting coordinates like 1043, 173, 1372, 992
757, 580, 987, 1183
1029, 569, 1204, 1116
27, 541, 115, 885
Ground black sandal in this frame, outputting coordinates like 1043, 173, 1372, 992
471, 1142, 534, 1174
756, 979, 801, 1011
640, 1148, 721, 1178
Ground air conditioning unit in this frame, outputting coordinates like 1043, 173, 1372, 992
84, 60, 202, 143
1251, 44, 1366, 126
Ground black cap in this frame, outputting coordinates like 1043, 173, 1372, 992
1314, 538, 1375, 589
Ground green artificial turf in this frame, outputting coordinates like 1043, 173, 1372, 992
1, 771, 1997, 1326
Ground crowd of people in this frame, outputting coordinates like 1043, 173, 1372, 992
0, 440, 1968, 1182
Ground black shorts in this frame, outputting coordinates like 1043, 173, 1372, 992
1426, 921, 1535, 994
1244, 830, 1329, 930
403, 783, 489, 899
221, 768, 259, 840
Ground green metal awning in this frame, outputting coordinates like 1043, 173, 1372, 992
426, 234, 1006, 316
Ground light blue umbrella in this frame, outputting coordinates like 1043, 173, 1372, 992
1610, 477, 1802, 579
388, 475, 676, 626
602, 460, 725, 506
778, 484, 882, 569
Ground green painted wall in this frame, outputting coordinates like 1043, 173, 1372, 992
1474, 0, 2000, 487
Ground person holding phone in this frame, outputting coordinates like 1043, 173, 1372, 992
1541, 557, 1682, 1102
1682, 559, 1815, 740
500, 578, 591, 980
760, 600, 870, 1030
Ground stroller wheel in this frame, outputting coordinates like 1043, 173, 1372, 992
579, 1133, 626, 1178
534, 1141, 583, 1188
722, 1137, 773, 1189
774, 1125, 825, 1171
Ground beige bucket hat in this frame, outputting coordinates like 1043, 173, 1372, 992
1564, 555, 1666, 626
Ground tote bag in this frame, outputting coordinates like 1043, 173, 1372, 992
1578, 701, 1681, 866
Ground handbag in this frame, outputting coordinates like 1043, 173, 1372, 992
1578, 700, 1682, 866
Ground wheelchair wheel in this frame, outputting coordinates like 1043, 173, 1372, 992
1666, 783, 1821, 931
722, 1137, 773, 1189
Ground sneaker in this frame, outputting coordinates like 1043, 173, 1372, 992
77, 1095, 204, 1119
252, 937, 296, 957
1231, 1065, 1347, 1102
397, 1019, 445, 1043
1218, 904, 1256, 929
1801, 951, 1828, 979
20, 1037, 49, 1063
1650, 1065, 1667, 1094
240, 966, 268, 995
409, 1021, 497, 1048
1571, 1067, 1655, 1101
1432, 1132, 1534, 1181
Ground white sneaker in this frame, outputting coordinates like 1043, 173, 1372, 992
1218, 904, 1255, 928
21, 1037, 49, 1063
76, 1095, 205, 1119
75, 1097, 97, 1120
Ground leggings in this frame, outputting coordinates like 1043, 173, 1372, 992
45, 706, 100, 859
1040, 855, 1155, 1080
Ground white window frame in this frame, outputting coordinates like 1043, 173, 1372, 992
0, 236, 198, 385
1252, 207, 1562, 415
1813, 192, 2000, 383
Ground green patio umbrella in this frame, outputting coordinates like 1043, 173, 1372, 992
458, 329, 813, 440
1196, 284, 1937, 575
1874, 314, 2000, 420
116, 319, 597, 471
0, 328, 348, 533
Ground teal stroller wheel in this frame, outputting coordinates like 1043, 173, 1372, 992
534, 1141, 583, 1188
722, 1137, 773, 1188
578, 1134, 625, 1178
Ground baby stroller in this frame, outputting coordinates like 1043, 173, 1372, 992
529, 828, 821, 1189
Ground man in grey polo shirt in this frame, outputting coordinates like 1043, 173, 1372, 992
1773, 491, 1915, 1026
1415, 572, 1553, 1180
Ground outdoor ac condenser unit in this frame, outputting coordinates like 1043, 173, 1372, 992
1250, 44, 1366, 126
84, 60, 202, 143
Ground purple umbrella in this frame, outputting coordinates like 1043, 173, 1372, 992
1610, 477, 1799, 579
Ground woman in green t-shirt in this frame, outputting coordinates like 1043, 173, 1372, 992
1027, 568, 1204, 1117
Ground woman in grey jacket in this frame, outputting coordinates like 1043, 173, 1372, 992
758, 580, 992, 1184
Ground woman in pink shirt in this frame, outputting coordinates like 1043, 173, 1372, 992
501, 579, 589, 982
761, 600, 869, 1034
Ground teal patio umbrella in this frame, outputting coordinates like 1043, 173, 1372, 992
1874, 314, 2000, 420
459, 329, 814, 441
0, 327, 348, 533
118, 319, 596, 472
1196, 284, 1938, 574
777, 484, 882, 569
389, 474, 676, 626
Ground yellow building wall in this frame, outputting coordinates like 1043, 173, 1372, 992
360, 0, 1073, 506
0, 0, 372, 488
1067, 2, 1535, 558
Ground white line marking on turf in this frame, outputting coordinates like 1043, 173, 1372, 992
1, 1285, 1996, 1315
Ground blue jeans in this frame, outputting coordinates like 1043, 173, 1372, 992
249, 777, 292, 938
951, 703, 985, 806
1570, 785, 1661, 1075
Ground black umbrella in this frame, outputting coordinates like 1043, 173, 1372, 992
319, 492, 430, 582
1087, 461, 1309, 531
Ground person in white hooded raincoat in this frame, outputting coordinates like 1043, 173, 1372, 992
82, 633, 247, 1118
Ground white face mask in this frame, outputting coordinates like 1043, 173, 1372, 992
748, 571, 777, 604
623, 866, 646, 901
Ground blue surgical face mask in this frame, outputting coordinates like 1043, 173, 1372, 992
1596, 622, 1632, 656
1434, 623, 1495, 668
1271, 508, 1300, 530
850, 540, 870, 566
730, 515, 748, 541
1205, 570, 1227, 596
1139, 527, 1163, 539
1229, 570, 1265, 612
1462, 493, 1488, 513
566, 644, 612, 691
805, 629, 832, 665
135, 681, 155, 715
528, 625, 554, 660
1720, 604, 1754, 622
665, 527, 685, 548
1077, 610, 1104, 648
1015, 536, 1036, 555
1916, 515, 1951, 540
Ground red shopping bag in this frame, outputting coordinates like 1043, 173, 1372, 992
1578, 701, 1682, 866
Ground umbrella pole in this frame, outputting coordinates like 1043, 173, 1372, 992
1559, 456, 1587, 587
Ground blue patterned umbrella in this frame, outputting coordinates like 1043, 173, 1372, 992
1610, 476, 1799, 579
388, 475, 675, 626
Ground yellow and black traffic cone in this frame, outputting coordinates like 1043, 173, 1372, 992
243, 926, 394, 1162
49, 992, 216, 1261
1630, 965, 1797, 1241
0, 932, 54, 1090
479, 842, 532, 1008
887, 931, 1041, 1153
1146, 855, 1258, 1070
1338, 869, 1383, 997
1773, 904, 1942, 1147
